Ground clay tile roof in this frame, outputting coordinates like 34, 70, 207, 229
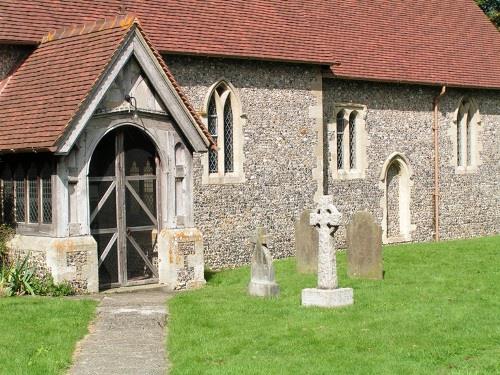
0, 14, 212, 152
0, 1, 499, 89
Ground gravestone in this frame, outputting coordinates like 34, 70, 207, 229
248, 227, 280, 297
295, 209, 318, 273
301, 195, 354, 308
347, 211, 383, 280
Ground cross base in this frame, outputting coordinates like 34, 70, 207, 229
301, 287, 354, 308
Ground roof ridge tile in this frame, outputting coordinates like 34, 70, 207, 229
41, 13, 136, 44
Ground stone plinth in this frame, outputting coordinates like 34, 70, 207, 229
248, 280, 280, 297
158, 228, 205, 290
295, 209, 318, 273
301, 287, 353, 308
7, 234, 98, 293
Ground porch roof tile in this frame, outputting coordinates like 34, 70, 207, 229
0, 14, 212, 152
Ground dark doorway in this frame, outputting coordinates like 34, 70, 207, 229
89, 126, 159, 289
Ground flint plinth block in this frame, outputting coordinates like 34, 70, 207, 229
158, 228, 205, 290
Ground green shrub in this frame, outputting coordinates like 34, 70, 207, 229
0, 224, 14, 265
31, 274, 75, 297
0, 254, 75, 297
0, 255, 35, 296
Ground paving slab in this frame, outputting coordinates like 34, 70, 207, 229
69, 287, 171, 375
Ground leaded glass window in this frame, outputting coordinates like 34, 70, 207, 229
41, 164, 52, 224
1, 167, 14, 224
336, 111, 345, 170
349, 112, 357, 169
28, 164, 38, 223
466, 113, 472, 166
208, 96, 218, 173
457, 111, 463, 166
14, 165, 25, 222
223, 98, 234, 173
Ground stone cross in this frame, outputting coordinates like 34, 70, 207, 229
248, 227, 280, 297
309, 195, 342, 289
301, 196, 353, 308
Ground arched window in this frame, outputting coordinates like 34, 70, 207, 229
204, 81, 244, 183
223, 98, 234, 173
207, 95, 218, 173
456, 98, 480, 170
349, 111, 357, 169
336, 110, 346, 170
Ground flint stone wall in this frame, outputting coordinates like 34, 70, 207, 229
0, 45, 33, 81
323, 79, 500, 246
166, 56, 320, 269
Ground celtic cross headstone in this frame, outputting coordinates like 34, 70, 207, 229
301, 195, 354, 308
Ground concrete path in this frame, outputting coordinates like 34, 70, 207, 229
69, 287, 171, 375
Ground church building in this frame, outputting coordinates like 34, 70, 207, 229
0, 1, 498, 292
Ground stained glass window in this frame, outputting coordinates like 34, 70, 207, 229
223, 98, 234, 173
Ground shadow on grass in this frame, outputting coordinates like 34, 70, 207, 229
204, 269, 219, 283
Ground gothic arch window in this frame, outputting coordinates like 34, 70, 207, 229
332, 104, 367, 180
380, 153, 413, 243
454, 97, 480, 172
203, 80, 245, 184
349, 111, 357, 170
336, 110, 346, 170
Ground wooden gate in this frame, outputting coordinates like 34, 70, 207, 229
89, 126, 159, 289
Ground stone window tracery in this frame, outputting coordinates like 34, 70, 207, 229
202, 80, 245, 184
454, 97, 481, 173
332, 104, 367, 180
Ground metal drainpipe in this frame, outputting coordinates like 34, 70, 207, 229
432, 85, 446, 241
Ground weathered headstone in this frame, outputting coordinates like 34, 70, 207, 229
301, 195, 354, 308
347, 211, 383, 280
248, 227, 280, 297
295, 209, 318, 273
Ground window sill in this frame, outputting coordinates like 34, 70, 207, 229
455, 165, 478, 175
333, 169, 365, 180
202, 172, 246, 185
15, 223, 55, 236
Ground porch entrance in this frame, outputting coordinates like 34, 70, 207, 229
89, 126, 160, 289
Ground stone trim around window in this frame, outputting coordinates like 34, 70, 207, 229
200, 80, 246, 184
330, 103, 368, 180
448, 97, 483, 175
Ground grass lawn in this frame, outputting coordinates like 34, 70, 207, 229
0, 297, 97, 375
168, 236, 500, 374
